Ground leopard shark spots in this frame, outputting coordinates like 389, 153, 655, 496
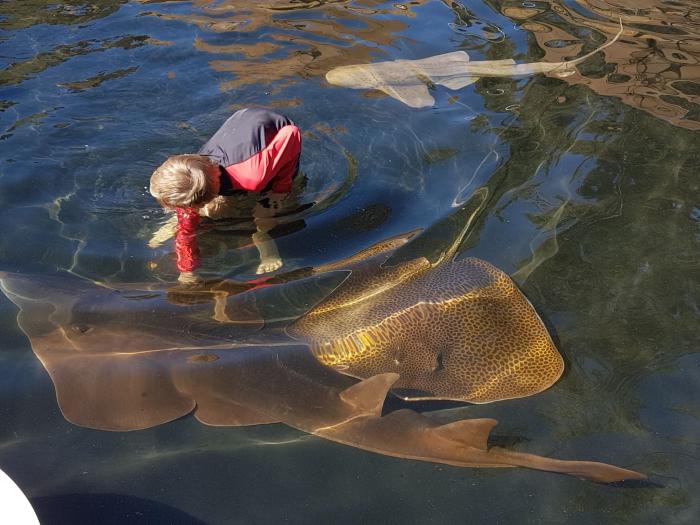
288, 256, 564, 404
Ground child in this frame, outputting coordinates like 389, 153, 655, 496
149, 108, 302, 283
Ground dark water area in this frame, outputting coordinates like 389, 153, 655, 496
1, 0, 699, 523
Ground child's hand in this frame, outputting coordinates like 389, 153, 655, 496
148, 214, 178, 248
178, 271, 203, 285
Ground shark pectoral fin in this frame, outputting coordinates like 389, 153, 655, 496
339, 373, 400, 417
431, 418, 498, 450
438, 75, 480, 90
381, 84, 435, 108
49, 351, 196, 431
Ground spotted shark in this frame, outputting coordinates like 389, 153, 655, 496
0, 217, 644, 482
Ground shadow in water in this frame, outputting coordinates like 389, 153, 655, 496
32, 493, 206, 525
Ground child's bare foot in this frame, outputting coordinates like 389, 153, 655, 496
252, 227, 283, 274
256, 255, 283, 275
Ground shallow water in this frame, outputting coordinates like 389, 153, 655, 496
1, 0, 699, 523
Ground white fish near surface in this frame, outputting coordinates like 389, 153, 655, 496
326, 22, 623, 107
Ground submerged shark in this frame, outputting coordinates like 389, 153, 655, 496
326, 22, 623, 107
0, 196, 644, 482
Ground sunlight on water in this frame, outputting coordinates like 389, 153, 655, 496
1, 1, 699, 523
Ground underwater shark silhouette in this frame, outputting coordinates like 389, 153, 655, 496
0, 222, 644, 483
326, 22, 623, 107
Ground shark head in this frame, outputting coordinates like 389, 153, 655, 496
326, 64, 379, 89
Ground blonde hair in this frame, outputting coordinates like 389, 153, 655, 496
150, 154, 219, 208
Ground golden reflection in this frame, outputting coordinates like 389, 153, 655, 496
142, 0, 427, 91
0, 0, 126, 30
499, 0, 700, 130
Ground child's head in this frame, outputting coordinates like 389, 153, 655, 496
150, 154, 220, 209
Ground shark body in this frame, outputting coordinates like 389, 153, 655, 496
0, 225, 644, 483
326, 23, 623, 107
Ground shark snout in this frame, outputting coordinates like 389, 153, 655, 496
325, 67, 350, 86
325, 66, 369, 88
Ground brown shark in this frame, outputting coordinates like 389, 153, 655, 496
0, 227, 645, 482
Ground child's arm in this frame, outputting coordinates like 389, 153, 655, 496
175, 207, 202, 279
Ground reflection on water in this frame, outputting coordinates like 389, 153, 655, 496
0, 0, 699, 523
500, 0, 700, 130
0, 1, 126, 30
147, 0, 428, 91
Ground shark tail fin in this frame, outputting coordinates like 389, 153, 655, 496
553, 17, 624, 77
340, 373, 400, 417
489, 448, 647, 483
431, 418, 498, 450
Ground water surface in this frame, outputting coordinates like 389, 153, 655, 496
1, 1, 699, 523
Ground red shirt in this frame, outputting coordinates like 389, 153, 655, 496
175, 207, 201, 273
173, 114, 301, 273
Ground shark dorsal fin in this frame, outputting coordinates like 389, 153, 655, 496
339, 373, 400, 416
431, 418, 498, 450
412, 51, 471, 70
413, 51, 477, 91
